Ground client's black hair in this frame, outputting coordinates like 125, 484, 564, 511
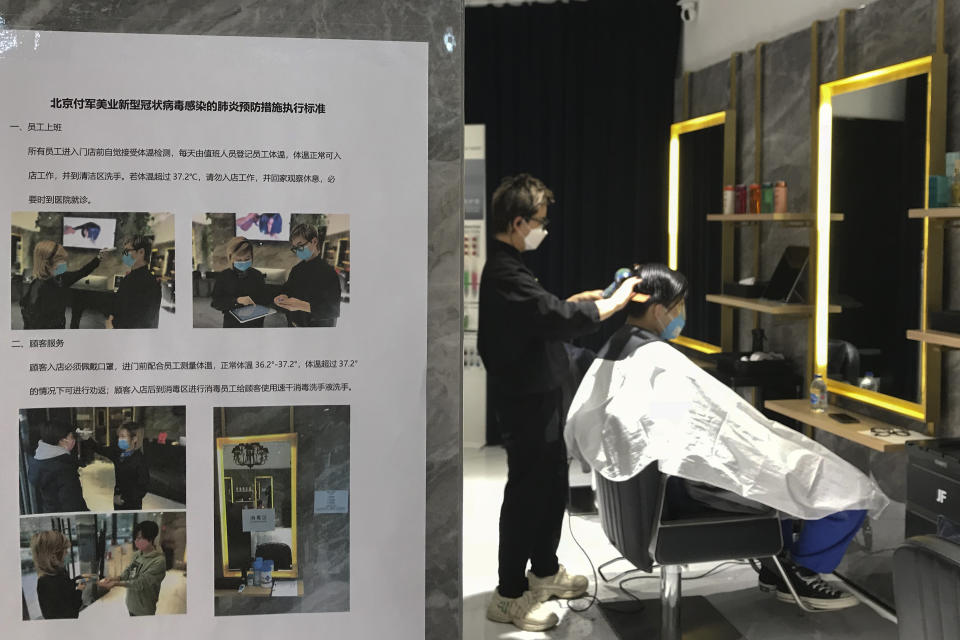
627, 263, 688, 318
134, 520, 160, 543
39, 421, 74, 446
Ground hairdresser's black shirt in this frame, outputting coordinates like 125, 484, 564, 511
113, 265, 161, 329
21, 258, 100, 329
281, 257, 341, 327
478, 241, 601, 397
92, 441, 150, 506
37, 571, 83, 619
211, 267, 271, 328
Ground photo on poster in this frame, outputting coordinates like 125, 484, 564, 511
192, 213, 349, 328
20, 511, 187, 620
18, 406, 187, 515
62, 217, 117, 250
11, 212, 175, 329
213, 405, 349, 615
235, 213, 289, 241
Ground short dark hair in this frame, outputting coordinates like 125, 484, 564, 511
627, 263, 688, 318
126, 234, 154, 257
291, 222, 326, 245
491, 173, 555, 233
40, 421, 74, 446
134, 520, 159, 543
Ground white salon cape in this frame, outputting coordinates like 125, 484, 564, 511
565, 326, 889, 520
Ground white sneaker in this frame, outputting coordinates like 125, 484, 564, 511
527, 564, 589, 600
486, 589, 559, 631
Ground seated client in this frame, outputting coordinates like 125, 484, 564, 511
565, 263, 889, 611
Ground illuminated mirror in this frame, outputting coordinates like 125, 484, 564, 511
217, 433, 298, 578
668, 110, 736, 353
816, 56, 945, 421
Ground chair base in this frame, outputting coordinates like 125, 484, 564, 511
568, 484, 598, 514
598, 596, 743, 640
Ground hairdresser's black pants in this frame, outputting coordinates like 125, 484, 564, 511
494, 387, 569, 598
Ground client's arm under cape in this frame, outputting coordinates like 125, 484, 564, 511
565, 339, 890, 520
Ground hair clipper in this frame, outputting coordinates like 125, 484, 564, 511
602, 264, 641, 298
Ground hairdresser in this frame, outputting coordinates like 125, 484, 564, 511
477, 173, 642, 632
21, 241, 108, 330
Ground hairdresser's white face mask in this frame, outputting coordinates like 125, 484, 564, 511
523, 225, 548, 251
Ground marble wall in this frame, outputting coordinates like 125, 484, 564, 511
0, 1, 463, 636
682, 0, 960, 436
214, 405, 350, 616
680, 0, 960, 609
689, 59, 729, 119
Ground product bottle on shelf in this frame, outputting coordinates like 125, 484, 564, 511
749, 183, 762, 214
761, 182, 774, 213
262, 560, 274, 588
810, 374, 828, 413
252, 557, 264, 586
952, 160, 960, 206
774, 181, 788, 213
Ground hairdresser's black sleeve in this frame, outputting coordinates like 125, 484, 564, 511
61, 257, 100, 288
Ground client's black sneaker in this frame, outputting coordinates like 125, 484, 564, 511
758, 562, 859, 610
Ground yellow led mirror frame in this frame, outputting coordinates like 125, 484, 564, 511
668, 109, 737, 354
815, 55, 946, 423
217, 432, 298, 578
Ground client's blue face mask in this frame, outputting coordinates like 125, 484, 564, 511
117, 438, 130, 451
122, 253, 136, 267
234, 260, 252, 272
295, 246, 312, 261
660, 305, 686, 340
54, 262, 68, 276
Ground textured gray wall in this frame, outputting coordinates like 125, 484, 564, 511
680, 0, 957, 608
682, 0, 956, 431
0, 1, 462, 635
214, 405, 350, 616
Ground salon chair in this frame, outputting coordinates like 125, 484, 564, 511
255, 542, 293, 570
596, 466, 801, 640
893, 535, 960, 640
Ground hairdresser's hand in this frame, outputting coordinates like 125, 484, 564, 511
567, 289, 604, 302
236, 296, 255, 306
593, 277, 644, 321
277, 296, 310, 312
610, 277, 644, 308
273, 294, 289, 307
99, 578, 115, 590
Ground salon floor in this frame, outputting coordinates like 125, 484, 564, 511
78, 569, 188, 618
22, 569, 187, 619
191, 294, 352, 328
192, 295, 289, 327
9, 301, 175, 330
463, 446, 899, 640
79, 459, 186, 511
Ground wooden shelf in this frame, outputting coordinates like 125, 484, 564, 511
764, 399, 930, 452
706, 294, 841, 315
908, 208, 960, 219
707, 213, 844, 223
215, 579, 304, 598
907, 329, 960, 349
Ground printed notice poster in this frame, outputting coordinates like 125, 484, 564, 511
0, 30, 427, 638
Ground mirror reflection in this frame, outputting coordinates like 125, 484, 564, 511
828, 75, 926, 402
217, 433, 297, 578
677, 124, 724, 347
